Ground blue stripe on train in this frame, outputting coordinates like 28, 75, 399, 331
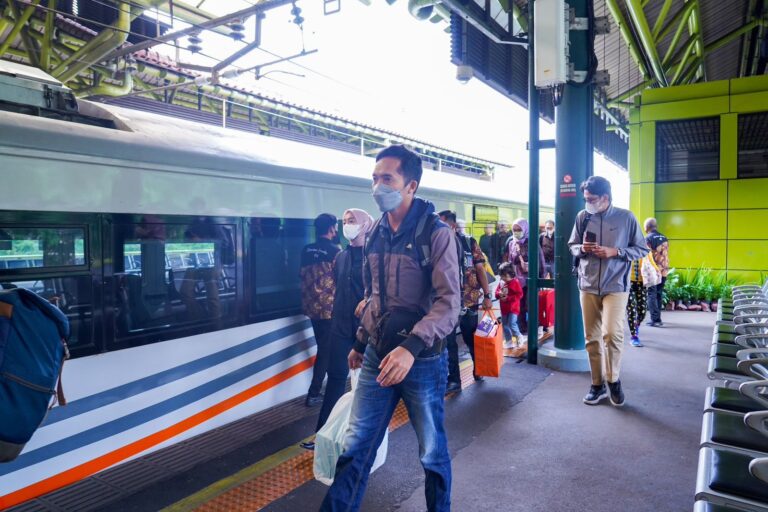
0, 333, 314, 475
44, 319, 312, 426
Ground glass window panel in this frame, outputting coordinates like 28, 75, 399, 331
0, 275, 94, 354
113, 218, 237, 340
249, 218, 313, 317
0, 227, 86, 269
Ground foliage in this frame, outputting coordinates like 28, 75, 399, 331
662, 267, 743, 304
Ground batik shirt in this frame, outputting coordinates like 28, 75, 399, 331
299, 238, 340, 320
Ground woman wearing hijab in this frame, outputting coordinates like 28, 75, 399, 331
507, 218, 546, 335
303, 208, 374, 450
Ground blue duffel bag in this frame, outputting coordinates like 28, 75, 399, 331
0, 288, 70, 462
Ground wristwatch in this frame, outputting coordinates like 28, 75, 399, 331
484, 293, 492, 300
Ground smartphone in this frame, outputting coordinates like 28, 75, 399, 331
584, 231, 597, 243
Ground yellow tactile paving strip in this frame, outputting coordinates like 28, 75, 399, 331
164, 360, 475, 512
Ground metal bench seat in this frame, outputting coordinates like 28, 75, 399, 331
705, 387, 767, 416
702, 411, 768, 454
696, 447, 768, 511
713, 343, 743, 358
695, 500, 764, 512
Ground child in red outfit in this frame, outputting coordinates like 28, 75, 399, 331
496, 262, 524, 346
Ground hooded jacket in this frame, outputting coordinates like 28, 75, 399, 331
355, 198, 461, 357
568, 205, 649, 295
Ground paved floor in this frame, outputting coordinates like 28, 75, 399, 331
265, 311, 714, 512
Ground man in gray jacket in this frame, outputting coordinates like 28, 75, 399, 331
320, 145, 460, 512
568, 176, 649, 407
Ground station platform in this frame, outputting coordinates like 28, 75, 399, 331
9, 311, 713, 512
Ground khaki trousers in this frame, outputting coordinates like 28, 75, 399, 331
580, 291, 629, 385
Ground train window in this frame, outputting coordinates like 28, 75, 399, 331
112, 218, 238, 343
0, 227, 86, 269
738, 112, 768, 178
249, 218, 313, 318
0, 276, 95, 354
656, 117, 720, 183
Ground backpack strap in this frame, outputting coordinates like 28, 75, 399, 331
414, 212, 439, 269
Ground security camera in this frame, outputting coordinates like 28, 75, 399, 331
456, 65, 474, 84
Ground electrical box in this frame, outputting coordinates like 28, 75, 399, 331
534, 0, 568, 88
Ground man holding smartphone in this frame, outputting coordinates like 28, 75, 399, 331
568, 176, 649, 407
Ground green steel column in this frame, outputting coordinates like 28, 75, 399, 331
527, 0, 540, 364
539, 0, 591, 372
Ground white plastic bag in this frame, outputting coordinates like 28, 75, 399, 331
313, 370, 389, 485
641, 254, 662, 288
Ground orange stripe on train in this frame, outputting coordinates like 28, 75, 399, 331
0, 356, 315, 509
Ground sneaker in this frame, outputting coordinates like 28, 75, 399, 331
503, 338, 514, 349
300, 440, 315, 451
305, 394, 323, 407
445, 381, 462, 394
608, 380, 625, 407
630, 336, 643, 347
583, 384, 607, 405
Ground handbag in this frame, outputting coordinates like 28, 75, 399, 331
473, 310, 504, 377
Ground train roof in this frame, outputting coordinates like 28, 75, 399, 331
0, 100, 540, 209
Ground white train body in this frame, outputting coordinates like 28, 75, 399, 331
0, 101, 526, 507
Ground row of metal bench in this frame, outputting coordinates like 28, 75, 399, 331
696, 280, 768, 511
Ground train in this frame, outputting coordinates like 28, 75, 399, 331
0, 69, 544, 507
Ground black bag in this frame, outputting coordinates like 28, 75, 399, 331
373, 307, 425, 359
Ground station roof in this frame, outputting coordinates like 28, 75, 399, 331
1, 0, 763, 171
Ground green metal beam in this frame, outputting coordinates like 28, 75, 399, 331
0, 0, 42, 61
655, 1, 694, 44
625, 0, 669, 86
40, 0, 56, 71
686, 0, 706, 81
52, 1, 133, 81
651, 0, 675, 40
706, 18, 765, 54
740, 0, 758, 77
607, 79, 654, 107
661, 4, 694, 66
670, 38, 698, 84
604, 0, 652, 80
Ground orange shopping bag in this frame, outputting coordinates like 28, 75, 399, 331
473, 311, 504, 377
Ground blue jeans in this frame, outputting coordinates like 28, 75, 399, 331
502, 313, 521, 340
320, 345, 451, 512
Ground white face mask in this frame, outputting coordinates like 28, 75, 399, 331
513, 231, 524, 240
545, 228, 554, 236
585, 198, 608, 215
343, 223, 361, 241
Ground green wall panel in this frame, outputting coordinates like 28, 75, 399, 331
630, 183, 655, 224
729, 178, 768, 209
656, 181, 727, 211
727, 270, 767, 284
638, 122, 655, 183
640, 97, 729, 122
730, 92, 768, 114
728, 241, 768, 270
641, 80, 729, 104
656, 211, 727, 239
731, 74, 768, 95
670, 240, 727, 269
720, 114, 738, 180
728, 210, 768, 239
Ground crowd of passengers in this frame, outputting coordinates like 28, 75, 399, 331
296, 145, 670, 512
